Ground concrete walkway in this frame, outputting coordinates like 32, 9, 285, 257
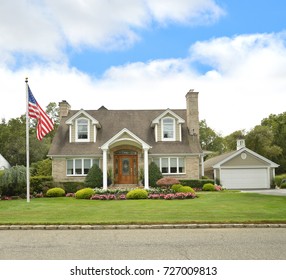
241, 189, 286, 196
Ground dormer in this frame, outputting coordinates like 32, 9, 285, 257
151, 109, 185, 142
65, 109, 101, 143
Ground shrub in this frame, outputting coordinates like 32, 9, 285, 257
274, 174, 286, 187
149, 162, 163, 188
46, 187, 65, 197
202, 183, 215, 191
85, 164, 103, 188
280, 182, 286, 189
30, 176, 53, 193
179, 179, 215, 189
156, 177, 180, 188
178, 186, 195, 193
126, 189, 148, 199
0, 165, 26, 196
61, 182, 84, 193
75, 188, 95, 199
171, 184, 183, 192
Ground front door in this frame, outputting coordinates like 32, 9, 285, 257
114, 154, 138, 184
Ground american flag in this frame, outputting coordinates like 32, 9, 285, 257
28, 86, 54, 140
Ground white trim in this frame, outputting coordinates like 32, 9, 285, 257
151, 109, 185, 127
144, 148, 149, 190
65, 109, 101, 127
75, 117, 90, 142
100, 128, 151, 150
69, 125, 72, 143
179, 123, 182, 142
102, 149, 108, 190
161, 117, 176, 141
156, 157, 186, 175
212, 147, 279, 168
155, 124, 158, 142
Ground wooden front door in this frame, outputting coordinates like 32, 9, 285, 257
114, 154, 138, 184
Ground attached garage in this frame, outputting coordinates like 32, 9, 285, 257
204, 140, 279, 189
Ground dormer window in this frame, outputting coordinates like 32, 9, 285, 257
76, 118, 89, 141
162, 117, 175, 141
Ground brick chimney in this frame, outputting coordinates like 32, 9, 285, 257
59, 100, 71, 119
186, 89, 199, 137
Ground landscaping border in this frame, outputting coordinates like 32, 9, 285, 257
0, 223, 286, 230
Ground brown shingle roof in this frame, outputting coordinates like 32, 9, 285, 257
48, 109, 202, 156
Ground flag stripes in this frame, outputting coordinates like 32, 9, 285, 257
28, 86, 54, 140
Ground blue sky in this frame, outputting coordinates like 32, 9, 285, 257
1, 0, 286, 135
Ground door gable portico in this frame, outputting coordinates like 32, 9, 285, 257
100, 128, 151, 190
100, 128, 151, 150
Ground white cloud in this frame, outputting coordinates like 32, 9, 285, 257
146, 0, 224, 25
0, 0, 224, 63
1, 31, 286, 136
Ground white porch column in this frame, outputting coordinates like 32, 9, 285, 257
143, 148, 149, 190
102, 148, 108, 190
201, 154, 205, 177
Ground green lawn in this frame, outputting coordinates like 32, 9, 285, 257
0, 192, 286, 225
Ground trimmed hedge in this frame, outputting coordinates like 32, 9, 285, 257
180, 179, 215, 189
75, 188, 95, 199
126, 189, 148, 199
46, 187, 65, 197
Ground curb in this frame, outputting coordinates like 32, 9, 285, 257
0, 224, 286, 230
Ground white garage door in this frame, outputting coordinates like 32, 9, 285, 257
220, 168, 269, 189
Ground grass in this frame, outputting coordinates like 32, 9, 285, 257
0, 192, 286, 225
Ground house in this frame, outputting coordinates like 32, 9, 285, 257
48, 90, 203, 190
204, 139, 279, 189
0, 154, 11, 170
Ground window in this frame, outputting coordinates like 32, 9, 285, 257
66, 159, 99, 176
162, 118, 175, 140
77, 118, 89, 141
154, 157, 185, 174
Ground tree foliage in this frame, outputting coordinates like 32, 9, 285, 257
148, 162, 163, 188
199, 120, 225, 154
0, 102, 58, 167
0, 165, 27, 196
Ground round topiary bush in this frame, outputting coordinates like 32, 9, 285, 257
178, 186, 195, 193
46, 187, 65, 197
171, 184, 183, 192
202, 183, 215, 191
75, 188, 95, 199
126, 189, 148, 199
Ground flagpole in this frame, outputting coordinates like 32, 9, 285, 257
25, 77, 30, 203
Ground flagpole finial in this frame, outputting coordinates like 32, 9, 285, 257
25, 77, 28, 83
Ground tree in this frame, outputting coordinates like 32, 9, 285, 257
148, 162, 163, 188
0, 102, 58, 167
245, 125, 282, 159
85, 164, 103, 188
199, 120, 225, 158
261, 112, 286, 173
224, 130, 246, 151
